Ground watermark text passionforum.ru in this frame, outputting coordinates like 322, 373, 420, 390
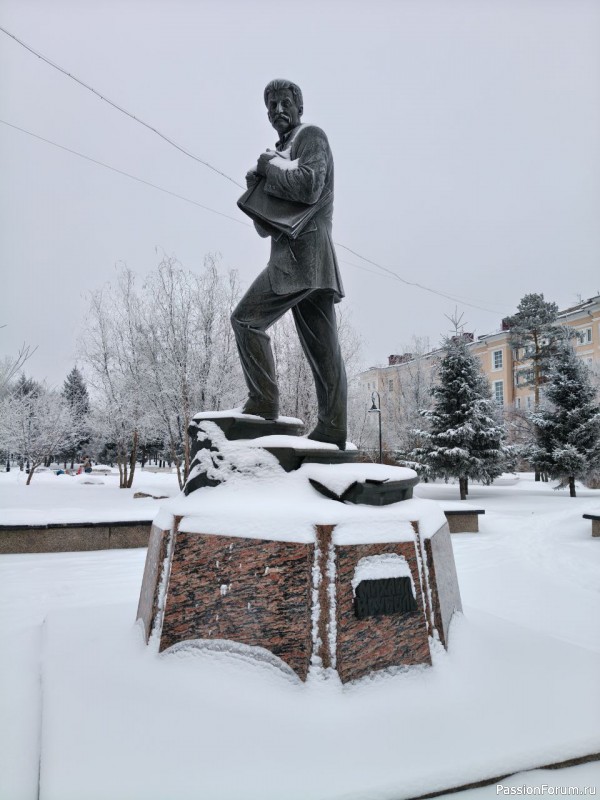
497, 787, 596, 796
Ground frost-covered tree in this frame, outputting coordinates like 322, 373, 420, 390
412, 333, 507, 500
81, 269, 154, 488
139, 254, 243, 488
81, 255, 245, 489
529, 343, 600, 497
0, 386, 81, 484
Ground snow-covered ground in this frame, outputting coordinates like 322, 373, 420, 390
0, 467, 180, 525
0, 470, 599, 799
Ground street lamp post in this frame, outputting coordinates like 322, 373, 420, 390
369, 390, 383, 464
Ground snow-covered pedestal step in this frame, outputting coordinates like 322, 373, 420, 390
137, 464, 462, 682
184, 412, 359, 495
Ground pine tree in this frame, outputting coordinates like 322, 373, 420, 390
412, 333, 507, 500
504, 293, 561, 405
529, 343, 600, 497
12, 373, 42, 399
503, 293, 563, 480
61, 367, 90, 467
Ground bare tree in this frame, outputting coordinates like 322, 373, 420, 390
386, 337, 437, 457
0, 336, 38, 399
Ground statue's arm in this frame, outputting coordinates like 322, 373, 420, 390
263, 127, 329, 205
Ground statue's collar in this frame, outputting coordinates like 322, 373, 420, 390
276, 123, 305, 152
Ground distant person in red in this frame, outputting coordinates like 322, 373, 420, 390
231, 79, 347, 449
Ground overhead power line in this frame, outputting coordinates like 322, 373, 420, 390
0, 119, 250, 228
1, 117, 500, 314
0, 24, 501, 314
332, 243, 499, 313
0, 23, 244, 190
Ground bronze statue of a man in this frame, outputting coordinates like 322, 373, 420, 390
232, 79, 347, 448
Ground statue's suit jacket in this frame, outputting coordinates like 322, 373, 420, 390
260, 124, 344, 300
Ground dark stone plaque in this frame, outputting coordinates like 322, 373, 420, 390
309, 475, 419, 505
354, 577, 417, 619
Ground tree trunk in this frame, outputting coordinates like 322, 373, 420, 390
126, 430, 139, 489
569, 475, 576, 497
26, 465, 37, 485
459, 476, 467, 500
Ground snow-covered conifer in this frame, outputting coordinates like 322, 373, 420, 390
412, 333, 507, 499
529, 342, 600, 497
61, 366, 90, 467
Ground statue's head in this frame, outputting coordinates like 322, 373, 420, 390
264, 79, 303, 137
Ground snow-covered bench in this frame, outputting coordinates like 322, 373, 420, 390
583, 513, 600, 538
443, 503, 485, 533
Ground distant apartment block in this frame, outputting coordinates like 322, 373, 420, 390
360, 294, 600, 413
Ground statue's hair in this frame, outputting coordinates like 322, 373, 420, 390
264, 79, 303, 112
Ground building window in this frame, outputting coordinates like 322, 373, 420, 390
388, 379, 394, 391
493, 380, 504, 405
492, 350, 503, 370
515, 397, 521, 409
577, 327, 592, 345
517, 368, 534, 385
526, 395, 532, 409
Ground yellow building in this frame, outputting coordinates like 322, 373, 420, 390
360, 294, 600, 417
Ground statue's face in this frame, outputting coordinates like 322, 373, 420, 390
266, 88, 302, 136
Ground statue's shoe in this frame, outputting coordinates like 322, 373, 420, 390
307, 425, 347, 450
241, 399, 279, 420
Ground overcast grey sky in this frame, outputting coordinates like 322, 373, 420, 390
1, 0, 599, 386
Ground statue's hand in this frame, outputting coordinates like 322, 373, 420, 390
245, 170, 260, 189
255, 151, 277, 177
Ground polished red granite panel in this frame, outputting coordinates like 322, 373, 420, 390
159, 532, 314, 679
334, 541, 431, 684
